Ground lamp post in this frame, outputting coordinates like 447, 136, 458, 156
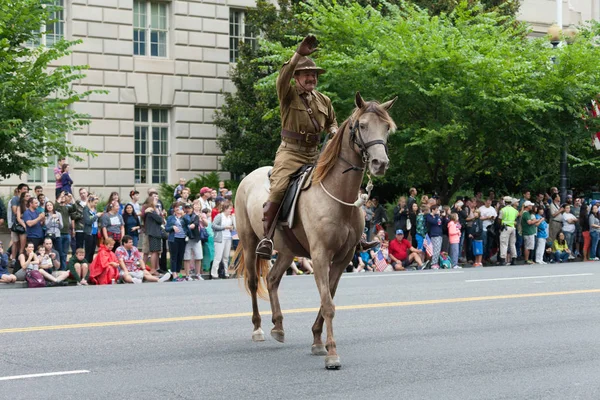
547, 23, 577, 203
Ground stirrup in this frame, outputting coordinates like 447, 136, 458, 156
256, 238, 274, 260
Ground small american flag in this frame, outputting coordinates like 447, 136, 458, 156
374, 250, 388, 272
424, 234, 433, 257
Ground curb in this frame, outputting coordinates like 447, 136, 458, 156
0, 274, 221, 289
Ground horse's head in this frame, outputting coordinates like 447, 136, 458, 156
352, 92, 397, 176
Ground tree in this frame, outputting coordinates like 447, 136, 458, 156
215, 0, 520, 178
320, 1, 600, 201
216, 0, 600, 203
0, 0, 97, 178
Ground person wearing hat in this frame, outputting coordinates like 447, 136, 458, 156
256, 34, 341, 259
521, 200, 543, 264
499, 197, 519, 265
388, 229, 426, 271
199, 187, 212, 215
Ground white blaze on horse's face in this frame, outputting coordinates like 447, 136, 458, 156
359, 112, 390, 176
354, 92, 397, 177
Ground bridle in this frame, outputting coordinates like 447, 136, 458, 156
338, 112, 389, 174
318, 110, 390, 208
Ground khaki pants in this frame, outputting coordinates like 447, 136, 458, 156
500, 226, 517, 260
268, 141, 319, 204
549, 220, 562, 244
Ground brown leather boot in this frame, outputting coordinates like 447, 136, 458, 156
357, 239, 380, 252
256, 202, 280, 259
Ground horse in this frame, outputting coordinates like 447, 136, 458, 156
233, 92, 397, 369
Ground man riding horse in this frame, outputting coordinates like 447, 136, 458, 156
255, 35, 379, 259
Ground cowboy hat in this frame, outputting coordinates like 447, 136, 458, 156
294, 57, 326, 75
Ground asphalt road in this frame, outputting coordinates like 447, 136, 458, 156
1, 262, 600, 400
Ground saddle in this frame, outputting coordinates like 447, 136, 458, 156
265, 164, 314, 257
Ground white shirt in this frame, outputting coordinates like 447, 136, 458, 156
221, 215, 232, 240
199, 198, 211, 214
479, 206, 497, 230
562, 212, 576, 233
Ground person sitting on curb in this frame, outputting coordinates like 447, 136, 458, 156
0, 241, 16, 284
552, 231, 571, 263
388, 229, 427, 271
88, 238, 120, 285
16, 242, 68, 286
38, 244, 69, 285
115, 235, 171, 284
67, 248, 90, 286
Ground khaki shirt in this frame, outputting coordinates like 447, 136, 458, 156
276, 55, 337, 138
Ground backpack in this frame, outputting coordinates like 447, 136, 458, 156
26, 270, 46, 288
439, 253, 452, 269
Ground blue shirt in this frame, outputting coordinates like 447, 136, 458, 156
173, 217, 186, 239
0, 253, 8, 275
23, 209, 44, 238
536, 215, 548, 239
124, 214, 140, 236
90, 209, 98, 236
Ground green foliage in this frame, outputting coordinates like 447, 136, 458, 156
216, 0, 600, 203
0, 0, 101, 178
158, 172, 239, 211
301, 1, 600, 201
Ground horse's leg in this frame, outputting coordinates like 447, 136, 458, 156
267, 250, 294, 343
242, 236, 265, 342
312, 249, 347, 369
311, 250, 353, 357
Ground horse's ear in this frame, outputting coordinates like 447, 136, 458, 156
355, 92, 365, 109
381, 96, 397, 111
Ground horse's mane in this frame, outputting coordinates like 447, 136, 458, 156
313, 101, 396, 183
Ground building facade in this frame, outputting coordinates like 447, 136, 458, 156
3, 0, 259, 198
519, 0, 600, 34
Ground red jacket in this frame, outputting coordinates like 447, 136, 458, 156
89, 245, 120, 285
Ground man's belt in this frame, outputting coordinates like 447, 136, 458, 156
281, 129, 320, 145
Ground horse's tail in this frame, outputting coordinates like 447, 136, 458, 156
233, 241, 269, 301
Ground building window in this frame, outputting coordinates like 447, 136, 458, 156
135, 108, 169, 184
28, 0, 65, 47
46, 0, 65, 46
27, 156, 59, 184
134, 0, 168, 57
229, 9, 256, 63
28, 168, 43, 183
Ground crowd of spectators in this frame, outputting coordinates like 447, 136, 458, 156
0, 159, 596, 286
353, 187, 598, 272
0, 160, 238, 287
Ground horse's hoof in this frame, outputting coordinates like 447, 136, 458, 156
311, 344, 327, 356
270, 329, 285, 343
325, 355, 341, 370
252, 328, 265, 342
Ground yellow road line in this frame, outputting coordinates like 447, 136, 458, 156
2, 288, 599, 334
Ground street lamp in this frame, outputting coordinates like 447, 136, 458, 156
548, 23, 561, 48
564, 25, 578, 44
547, 23, 578, 203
